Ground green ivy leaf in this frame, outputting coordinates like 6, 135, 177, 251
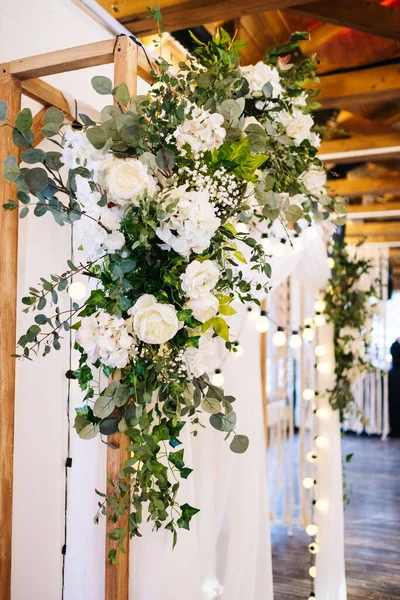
213, 316, 229, 342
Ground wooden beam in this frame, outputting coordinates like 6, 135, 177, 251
347, 202, 400, 220
1, 38, 154, 83
20, 79, 71, 116
328, 177, 400, 198
318, 133, 400, 164
346, 220, 400, 237
290, 0, 400, 41
120, 0, 318, 36
335, 111, 395, 137
346, 234, 400, 243
105, 36, 136, 600
314, 63, 400, 110
31, 107, 47, 147
0, 68, 21, 600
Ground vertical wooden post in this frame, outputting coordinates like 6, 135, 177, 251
105, 36, 138, 600
0, 66, 21, 600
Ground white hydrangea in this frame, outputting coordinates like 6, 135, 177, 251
338, 326, 366, 358
240, 62, 283, 99
184, 332, 219, 378
156, 186, 221, 258
101, 157, 158, 206
128, 294, 183, 344
173, 105, 226, 156
342, 364, 365, 384
76, 310, 136, 368
300, 166, 327, 197
61, 128, 108, 172
272, 108, 316, 146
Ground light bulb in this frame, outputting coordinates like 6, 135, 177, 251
302, 477, 316, 489
314, 299, 326, 313
293, 236, 304, 253
306, 452, 318, 463
302, 388, 315, 401
302, 327, 314, 342
314, 344, 326, 357
256, 312, 270, 333
315, 435, 328, 449
386, 353, 393, 364
273, 238, 286, 257
309, 566, 317, 578
233, 343, 244, 358
68, 281, 86, 300
273, 328, 287, 347
315, 499, 329, 513
211, 369, 224, 387
261, 234, 273, 254
304, 317, 313, 327
308, 542, 320, 555
305, 227, 317, 240
316, 408, 330, 420
327, 257, 335, 269
247, 307, 260, 322
317, 361, 331, 374
306, 524, 318, 536
314, 314, 326, 328
236, 222, 249, 234
307, 594, 316, 600
290, 331, 302, 349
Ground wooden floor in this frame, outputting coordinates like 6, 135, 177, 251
271, 435, 400, 600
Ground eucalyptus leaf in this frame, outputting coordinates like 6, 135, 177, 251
44, 106, 64, 126
93, 395, 116, 419
156, 148, 175, 171
230, 434, 249, 453
114, 82, 130, 107
92, 75, 113, 95
86, 127, 107, 149
25, 168, 49, 193
4, 156, 20, 182
284, 204, 303, 223
201, 397, 222, 414
0, 100, 8, 121
79, 423, 99, 440
16, 108, 33, 133
21, 148, 46, 164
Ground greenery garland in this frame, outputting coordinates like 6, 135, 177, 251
321, 240, 380, 417
1, 26, 345, 559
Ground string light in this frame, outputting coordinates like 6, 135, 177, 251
307, 594, 316, 600
68, 281, 86, 300
309, 566, 317, 578
315, 408, 330, 421
233, 341, 244, 358
315, 435, 328, 449
308, 542, 320, 555
327, 257, 335, 269
315, 499, 329, 513
273, 326, 287, 347
305, 227, 318, 241
256, 310, 270, 332
306, 524, 318, 536
302, 326, 314, 342
306, 452, 318, 463
290, 330, 302, 349
261, 233, 273, 254
304, 317, 314, 327
273, 238, 286, 257
314, 344, 326, 357
314, 299, 326, 313
211, 369, 225, 387
302, 388, 315, 401
247, 307, 259, 322
314, 313, 326, 327
316, 361, 331, 374
302, 477, 316, 489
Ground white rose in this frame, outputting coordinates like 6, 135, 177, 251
129, 294, 182, 344
300, 166, 327, 196
184, 293, 219, 323
180, 260, 219, 299
104, 158, 158, 205
274, 108, 314, 146
241, 62, 283, 99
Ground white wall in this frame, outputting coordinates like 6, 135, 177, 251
0, 1, 146, 598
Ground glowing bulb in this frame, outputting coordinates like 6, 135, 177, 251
261, 234, 273, 254
273, 239, 286, 257
316, 361, 331, 374
306, 524, 318, 536
236, 222, 249, 234
386, 353, 393, 364
314, 344, 326, 357
308, 542, 320, 555
211, 369, 224, 387
304, 317, 313, 327
305, 227, 317, 241
290, 331, 302, 349
302, 327, 314, 342
314, 299, 326, 313
314, 314, 326, 328
302, 477, 316, 489
233, 343, 244, 358
293, 236, 304, 253
309, 566, 317, 578
256, 312, 270, 333
68, 281, 87, 300
302, 388, 315, 401
315, 499, 329, 513
316, 408, 330, 420
247, 307, 259, 322
306, 452, 318, 463
327, 257, 335, 269
273, 328, 287, 347
307, 594, 316, 600
315, 435, 328, 449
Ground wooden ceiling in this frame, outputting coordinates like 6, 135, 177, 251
97, 0, 400, 287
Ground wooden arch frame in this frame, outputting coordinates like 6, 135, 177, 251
0, 36, 155, 600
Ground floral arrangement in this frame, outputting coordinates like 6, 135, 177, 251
1, 27, 344, 558
321, 240, 380, 415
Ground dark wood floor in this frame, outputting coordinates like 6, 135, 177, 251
271, 435, 400, 600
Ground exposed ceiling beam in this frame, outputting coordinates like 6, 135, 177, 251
313, 63, 400, 110
335, 110, 395, 136
346, 220, 400, 237
328, 177, 400, 198
346, 234, 400, 243
319, 133, 400, 164
116, 0, 318, 35
290, 0, 400, 41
